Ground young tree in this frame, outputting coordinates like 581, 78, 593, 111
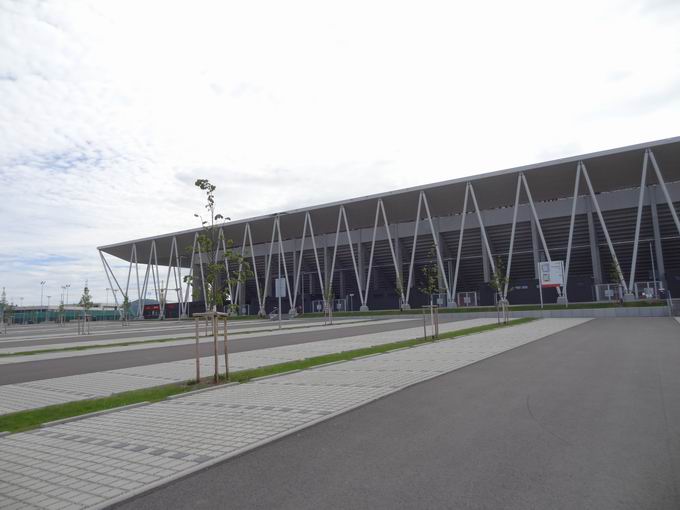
489, 256, 509, 324
0, 287, 6, 329
120, 294, 131, 324
57, 301, 65, 324
184, 179, 253, 383
79, 283, 94, 311
184, 179, 252, 313
419, 249, 440, 338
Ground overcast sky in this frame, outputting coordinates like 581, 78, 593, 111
1, 0, 679, 306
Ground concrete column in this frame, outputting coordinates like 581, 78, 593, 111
339, 270, 346, 298
323, 235, 331, 294
292, 244, 298, 297
436, 229, 449, 291
238, 277, 246, 311
263, 253, 271, 297
586, 198, 603, 284
649, 185, 666, 284
395, 237, 404, 290
481, 235, 490, 282
530, 216, 540, 279
447, 259, 453, 291
357, 240, 366, 289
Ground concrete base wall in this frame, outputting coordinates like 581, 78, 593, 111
448, 306, 670, 320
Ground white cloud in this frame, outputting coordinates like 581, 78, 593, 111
0, 0, 679, 304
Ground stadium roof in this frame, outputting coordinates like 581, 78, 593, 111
99, 135, 680, 265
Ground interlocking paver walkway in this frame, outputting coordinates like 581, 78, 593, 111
0, 319, 493, 415
0, 318, 590, 509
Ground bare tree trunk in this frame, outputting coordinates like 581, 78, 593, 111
429, 296, 435, 339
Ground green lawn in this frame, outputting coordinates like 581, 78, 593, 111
0, 317, 533, 433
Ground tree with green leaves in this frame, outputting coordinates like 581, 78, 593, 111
57, 301, 65, 325
79, 283, 93, 311
489, 256, 509, 324
0, 287, 7, 330
120, 294, 131, 324
184, 179, 252, 313
419, 248, 440, 338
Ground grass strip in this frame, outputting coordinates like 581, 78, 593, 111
0, 318, 533, 433
0, 319, 378, 358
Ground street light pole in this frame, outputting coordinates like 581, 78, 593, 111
40, 281, 46, 309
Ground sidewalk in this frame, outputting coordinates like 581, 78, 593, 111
0, 319, 493, 415
0, 318, 589, 509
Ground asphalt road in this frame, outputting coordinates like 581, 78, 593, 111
0, 318, 341, 348
0, 318, 428, 384
116, 317, 680, 510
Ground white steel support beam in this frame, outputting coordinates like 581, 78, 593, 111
99, 251, 122, 313
305, 212, 326, 303
124, 245, 134, 299
649, 148, 680, 237
216, 230, 234, 303
275, 218, 294, 309
183, 234, 198, 314
151, 240, 161, 315
468, 182, 497, 275
422, 192, 451, 300
503, 175, 523, 299
451, 182, 470, 301
292, 214, 309, 308
340, 206, 364, 303
195, 238, 209, 308
233, 228, 249, 307
380, 200, 406, 306
563, 163, 582, 302
581, 162, 629, 293
328, 208, 344, 291
263, 219, 279, 300
99, 250, 124, 298
520, 172, 562, 296
628, 151, 649, 291
244, 223, 264, 314
521, 173, 552, 262
405, 192, 423, 304
363, 201, 382, 307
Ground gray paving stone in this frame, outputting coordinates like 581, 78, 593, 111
0, 319, 590, 509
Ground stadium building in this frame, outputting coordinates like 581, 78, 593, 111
98, 136, 680, 317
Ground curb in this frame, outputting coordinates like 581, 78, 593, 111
166, 382, 239, 400
39, 402, 151, 430
249, 370, 301, 382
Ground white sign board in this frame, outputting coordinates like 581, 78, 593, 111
538, 260, 564, 288
274, 278, 286, 298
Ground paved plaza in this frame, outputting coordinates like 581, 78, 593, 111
0, 319, 588, 509
0, 318, 493, 415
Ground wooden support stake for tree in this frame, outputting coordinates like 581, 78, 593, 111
213, 313, 218, 383
223, 316, 229, 381
194, 317, 200, 383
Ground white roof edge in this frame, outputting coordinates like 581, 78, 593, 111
98, 135, 680, 251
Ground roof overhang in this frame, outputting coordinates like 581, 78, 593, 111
99, 135, 680, 264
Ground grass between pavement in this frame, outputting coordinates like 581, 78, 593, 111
0, 318, 379, 358
0, 317, 534, 434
